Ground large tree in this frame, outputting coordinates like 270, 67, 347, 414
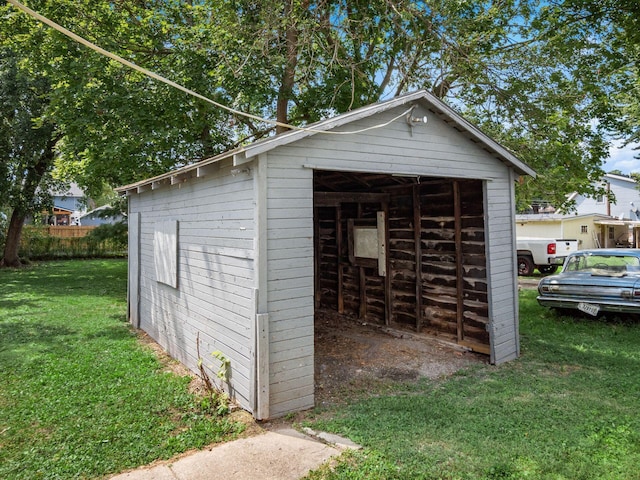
2, 0, 639, 265
0, 47, 60, 267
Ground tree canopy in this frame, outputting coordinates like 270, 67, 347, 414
1, 0, 640, 264
0, 46, 60, 266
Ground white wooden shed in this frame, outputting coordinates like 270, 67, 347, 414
117, 90, 535, 419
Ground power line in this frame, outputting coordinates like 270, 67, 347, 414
7, 0, 413, 136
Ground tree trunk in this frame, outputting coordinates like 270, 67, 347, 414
2, 209, 26, 267
276, 0, 301, 134
1, 134, 59, 268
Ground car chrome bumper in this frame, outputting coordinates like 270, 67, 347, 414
537, 295, 640, 314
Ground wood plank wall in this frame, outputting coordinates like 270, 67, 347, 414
315, 177, 489, 353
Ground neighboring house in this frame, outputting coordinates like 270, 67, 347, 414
569, 173, 640, 220
48, 183, 88, 225
518, 173, 640, 248
116, 90, 536, 419
79, 205, 124, 227
516, 213, 640, 249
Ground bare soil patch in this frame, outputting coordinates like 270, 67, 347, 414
138, 311, 487, 422
314, 309, 487, 407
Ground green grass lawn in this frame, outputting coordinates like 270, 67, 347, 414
305, 289, 640, 480
3, 261, 640, 479
0, 260, 244, 479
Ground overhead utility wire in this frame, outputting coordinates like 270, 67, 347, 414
7, 0, 414, 135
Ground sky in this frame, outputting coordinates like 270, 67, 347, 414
604, 140, 640, 174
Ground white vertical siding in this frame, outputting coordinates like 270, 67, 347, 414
129, 163, 257, 411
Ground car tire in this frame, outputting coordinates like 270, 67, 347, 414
538, 265, 558, 275
517, 255, 534, 276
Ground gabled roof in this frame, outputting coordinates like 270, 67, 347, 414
605, 173, 637, 184
566, 173, 638, 203
117, 90, 536, 195
79, 205, 119, 219
52, 206, 74, 214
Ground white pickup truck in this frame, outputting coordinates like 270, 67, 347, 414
516, 237, 579, 276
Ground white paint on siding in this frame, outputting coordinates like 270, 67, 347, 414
130, 102, 522, 418
130, 166, 257, 411
154, 220, 178, 288
264, 105, 521, 416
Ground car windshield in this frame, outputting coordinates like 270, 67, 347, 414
564, 254, 640, 275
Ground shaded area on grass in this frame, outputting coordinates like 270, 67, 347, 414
305, 289, 640, 479
0, 260, 244, 479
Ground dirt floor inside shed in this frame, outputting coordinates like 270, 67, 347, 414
313, 309, 487, 407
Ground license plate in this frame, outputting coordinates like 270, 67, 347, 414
578, 302, 600, 316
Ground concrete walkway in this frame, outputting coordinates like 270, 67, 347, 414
109, 427, 360, 480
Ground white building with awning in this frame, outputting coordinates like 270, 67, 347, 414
516, 213, 640, 249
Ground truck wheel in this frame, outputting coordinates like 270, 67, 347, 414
517, 256, 534, 276
538, 265, 558, 275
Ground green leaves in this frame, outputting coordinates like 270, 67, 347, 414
2, 0, 638, 211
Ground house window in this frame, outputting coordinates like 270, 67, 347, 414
581, 225, 588, 234
608, 227, 615, 240
596, 194, 604, 204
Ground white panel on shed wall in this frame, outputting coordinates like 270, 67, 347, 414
154, 220, 178, 288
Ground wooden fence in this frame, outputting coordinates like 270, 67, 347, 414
45, 226, 96, 238
19, 225, 126, 259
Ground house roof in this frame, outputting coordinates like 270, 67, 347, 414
52, 206, 74, 214
117, 90, 536, 195
79, 205, 116, 219
605, 173, 637, 184
566, 173, 638, 202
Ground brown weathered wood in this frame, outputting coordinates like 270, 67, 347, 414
359, 266, 367, 318
336, 207, 344, 314
314, 191, 390, 206
413, 185, 423, 332
383, 202, 391, 325
314, 206, 320, 310
454, 181, 464, 343
314, 176, 490, 352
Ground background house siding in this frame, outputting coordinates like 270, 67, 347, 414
574, 175, 640, 220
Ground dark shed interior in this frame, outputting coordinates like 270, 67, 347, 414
313, 170, 490, 354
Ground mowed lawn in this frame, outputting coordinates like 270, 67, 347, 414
306, 289, 640, 479
2, 261, 640, 479
0, 260, 244, 479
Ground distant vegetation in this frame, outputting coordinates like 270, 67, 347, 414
18, 226, 127, 261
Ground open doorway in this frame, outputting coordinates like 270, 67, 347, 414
312, 170, 490, 400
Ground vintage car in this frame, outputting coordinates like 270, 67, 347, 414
537, 248, 640, 316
